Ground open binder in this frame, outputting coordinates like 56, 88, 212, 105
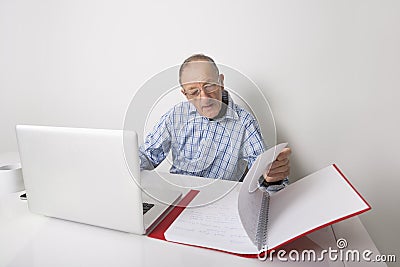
148, 144, 371, 258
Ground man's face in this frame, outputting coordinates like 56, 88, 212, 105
180, 61, 224, 119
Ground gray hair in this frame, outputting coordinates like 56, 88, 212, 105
179, 54, 219, 85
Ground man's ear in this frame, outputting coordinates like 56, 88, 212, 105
180, 88, 186, 96
219, 74, 225, 89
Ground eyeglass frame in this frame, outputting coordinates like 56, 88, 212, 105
181, 79, 222, 99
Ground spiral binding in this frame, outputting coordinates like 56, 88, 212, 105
256, 191, 270, 252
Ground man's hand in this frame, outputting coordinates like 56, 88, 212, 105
263, 147, 291, 183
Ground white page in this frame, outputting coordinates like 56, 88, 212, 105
163, 148, 370, 255
237, 143, 288, 250
164, 186, 259, 254
267, 165, 370, 250
164, 144, 287, 254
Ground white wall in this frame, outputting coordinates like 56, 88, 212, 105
1, 0, 399, 263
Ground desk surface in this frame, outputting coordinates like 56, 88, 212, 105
0, 150, 387, 267
0, 191, 386, 267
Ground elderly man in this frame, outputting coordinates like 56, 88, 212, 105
139, 54, 291, 191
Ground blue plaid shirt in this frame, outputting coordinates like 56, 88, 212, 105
139, 91, 276, 183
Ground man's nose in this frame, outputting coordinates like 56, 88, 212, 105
198, 84, 212, 98
199, 87, 208, 98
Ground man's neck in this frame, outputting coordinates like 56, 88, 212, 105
209, 90, 228, 121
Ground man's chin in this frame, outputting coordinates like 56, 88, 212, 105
201, 109, 219, 119
197, 102, 222, 119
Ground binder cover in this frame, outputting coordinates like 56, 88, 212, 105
147, 164, 371, 258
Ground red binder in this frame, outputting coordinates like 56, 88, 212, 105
148, 189, 199, 241
148, 189, 261, 258
148, 164, 371, 258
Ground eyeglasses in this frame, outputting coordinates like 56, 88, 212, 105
183, 82, 220, 98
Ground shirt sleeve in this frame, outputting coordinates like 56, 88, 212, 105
267, 177, 289, 192
258, 176, 289, 192
243, 116, 289, 192
242, 117, 267, 169
139, 111, 172, 170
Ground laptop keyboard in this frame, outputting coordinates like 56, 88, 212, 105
143, 202, 154, 214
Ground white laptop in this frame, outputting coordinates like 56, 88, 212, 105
16, 125, 182, 234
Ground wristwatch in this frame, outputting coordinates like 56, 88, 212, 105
260, 175, 284, 188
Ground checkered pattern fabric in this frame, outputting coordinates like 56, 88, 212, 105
139, 91, 275, 183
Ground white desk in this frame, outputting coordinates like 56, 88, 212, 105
0, 151, 387, 267
0, 189, 386, 267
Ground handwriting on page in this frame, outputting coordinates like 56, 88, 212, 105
164, 187, 258, 254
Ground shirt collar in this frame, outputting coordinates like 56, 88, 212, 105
187, 90, 239, 121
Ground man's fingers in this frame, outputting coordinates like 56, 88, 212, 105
263, 147, 291, 183
277, 147, 291, 161
270, 158, 289, 169
264, 171, 290, 183
268, 164, 290, 176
